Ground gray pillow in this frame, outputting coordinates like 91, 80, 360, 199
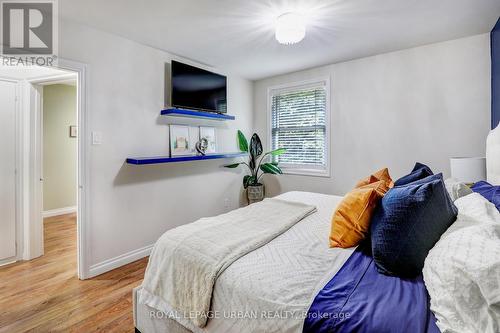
444, 178, 473, 201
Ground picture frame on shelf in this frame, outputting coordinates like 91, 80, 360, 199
188, 126, 200, 155
169, 125, 194, 156
199, 126, 217, 154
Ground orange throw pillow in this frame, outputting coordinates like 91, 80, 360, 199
356, 167, 394, 188
329, 180, 388, 248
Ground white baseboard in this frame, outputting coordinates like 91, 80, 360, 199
0, 256, 17, 267
43, 206, 77, 218
88, 244, 153, 278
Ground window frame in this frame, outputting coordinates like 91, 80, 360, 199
267, 77, 331, 178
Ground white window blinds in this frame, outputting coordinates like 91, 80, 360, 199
271, 81, 328, 173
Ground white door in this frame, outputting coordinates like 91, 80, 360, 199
0, 80, 17, 262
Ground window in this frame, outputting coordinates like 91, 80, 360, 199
269, 79, 330, 176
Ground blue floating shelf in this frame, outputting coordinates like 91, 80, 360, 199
161, 108, 235, 120
126, 152, 246, 165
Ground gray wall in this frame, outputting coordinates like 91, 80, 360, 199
43, 84, 77, 211
254, 34, 491, 197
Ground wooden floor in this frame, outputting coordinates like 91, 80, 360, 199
0, 213, 148, 333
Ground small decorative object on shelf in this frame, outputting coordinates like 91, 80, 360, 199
224, 130, 286, 204
195, 138, 209, 156
200, 126, 217, 154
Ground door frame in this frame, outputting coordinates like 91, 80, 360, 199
22, 59, 90, 279
0, 78, 21, 266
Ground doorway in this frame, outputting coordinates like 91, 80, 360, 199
0, 60, 89, 279
40, 80, 78, 275
41, 83, 78, 219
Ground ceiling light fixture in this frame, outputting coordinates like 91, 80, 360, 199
275, 12, 306, 45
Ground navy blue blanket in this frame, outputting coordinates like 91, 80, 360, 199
303, 244, 440, 333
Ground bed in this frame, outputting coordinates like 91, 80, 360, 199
134, 192, 352, 333
133, 191, 441, 333
133, 127, 500, 333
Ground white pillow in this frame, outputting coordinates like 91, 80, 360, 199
423, 194, 500, 333
487, 125, 500, 185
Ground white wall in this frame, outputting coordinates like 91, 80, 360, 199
59, 20, 253, 275
43, 84, 77, 211
254, 34, 491, 197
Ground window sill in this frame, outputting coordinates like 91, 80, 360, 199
281, 167, 330, 178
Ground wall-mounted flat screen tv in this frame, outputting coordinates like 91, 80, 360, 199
171, 60, 227, 113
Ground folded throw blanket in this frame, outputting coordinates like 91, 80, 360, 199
140, 198, 317, 328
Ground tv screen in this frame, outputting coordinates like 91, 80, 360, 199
171, 61, 227, 113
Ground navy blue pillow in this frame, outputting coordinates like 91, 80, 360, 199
472, 181, 500, 211
394, 162, 433, 187
370, 173, 457, 277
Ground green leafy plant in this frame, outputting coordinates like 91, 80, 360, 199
225, 130, 286, 188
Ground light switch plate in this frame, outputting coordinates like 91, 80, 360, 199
92, 131, 102, 145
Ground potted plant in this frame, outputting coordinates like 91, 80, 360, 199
225, 130, 286, 204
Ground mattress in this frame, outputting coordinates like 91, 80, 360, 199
134, 191, 355, 333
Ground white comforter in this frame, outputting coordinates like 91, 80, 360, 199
141, 197, 316, 328
423, 193, 500, 333
139, 191, 355, 333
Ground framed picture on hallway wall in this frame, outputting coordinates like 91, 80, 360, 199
69, 126, 77, 138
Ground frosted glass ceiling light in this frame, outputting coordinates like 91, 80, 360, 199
275, 12, 306, 45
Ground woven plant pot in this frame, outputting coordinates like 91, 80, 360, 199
247, 184, 265, 204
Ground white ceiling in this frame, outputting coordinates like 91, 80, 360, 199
60, 0, 500, 80
0, 63, 73, 80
